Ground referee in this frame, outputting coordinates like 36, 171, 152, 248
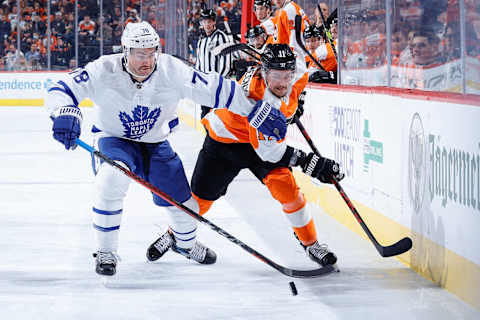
195, 9, 232, 118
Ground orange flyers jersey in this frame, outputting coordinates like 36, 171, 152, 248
273, 1, 309, 53
307, 42, 337, 72
260, 16, 277, 37
201, 57, 308, 163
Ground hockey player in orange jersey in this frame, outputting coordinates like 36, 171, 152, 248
272, 0, 309, 52
253, 0, 277, 38
303, 25, 337, 83
145, 44, 344, 268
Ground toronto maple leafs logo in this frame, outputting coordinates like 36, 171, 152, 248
119, 105, 161, 139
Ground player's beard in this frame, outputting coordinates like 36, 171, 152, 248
131, 62, 154, 80
271, 85, 288, 98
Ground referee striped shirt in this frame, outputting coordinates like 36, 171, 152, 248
195, 29, 232, 76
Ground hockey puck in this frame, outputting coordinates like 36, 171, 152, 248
289, 281, 298, 296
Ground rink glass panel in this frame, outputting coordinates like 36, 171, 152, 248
4, 0, 479, 96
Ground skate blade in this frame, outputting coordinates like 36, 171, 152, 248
331, 263, 340, 272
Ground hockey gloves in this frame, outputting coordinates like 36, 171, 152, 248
300, 152, 344, 184
308, 70, 337, 84
248, 100, 287, 141
52, 105, 82, 150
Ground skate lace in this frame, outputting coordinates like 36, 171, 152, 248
154, 232, 173, 253
188, 241, 207, 262
308, 243, 329, 260
97, 251, 120, 264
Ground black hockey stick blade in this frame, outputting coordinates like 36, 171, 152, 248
212, 42, 261, 58
76, 138, 336, 278
377, 237, 413, 257
211, 42, 241, 56
280, 264, 336, 278
294, 118, 413, 258
294, 15, 327, 72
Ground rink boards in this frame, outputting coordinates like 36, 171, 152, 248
177, 85, 480, 310
0, 72, 479, 309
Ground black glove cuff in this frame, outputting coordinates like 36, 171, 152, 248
276, 146, 295, 167
276, 146, 306, 168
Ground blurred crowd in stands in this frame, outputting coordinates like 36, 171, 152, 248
341, 0, 480, 69
0, 0, 479, 92
0, 0, 168, 71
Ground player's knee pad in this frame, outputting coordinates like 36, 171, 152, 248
94, 162, 131, 210
165, 196, 199, 249
263, 167, 300, 204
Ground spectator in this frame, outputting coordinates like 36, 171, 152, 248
25, 42, 41, 66
392, 26, 409, 65
111, 6, 123, 29
52, 12, 66, 35
314, 2, 329, 26
410, 30, 443, 66
443, 23, 460, 61
68, 58, 77, 70
5, 44, 17, 70
31, 12, 46, 35
0, 14, 10, 41
79, 15, 96, 39
125, 8, 140, 25
7, 5, 18, 32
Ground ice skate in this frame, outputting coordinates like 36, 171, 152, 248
147, 230, 217, 264
93, 251, 119, 277
306, 241, 337, 267
171, 240, 217, 264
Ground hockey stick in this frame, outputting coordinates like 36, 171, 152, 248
293, 118, 413, 257
294, 15, 327, 72
317, 5, 338, 61
75, 138, 335, 278
212, 42, 261, 62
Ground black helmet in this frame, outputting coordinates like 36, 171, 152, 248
246, 25, 266, 39
254, 0, 271, 8
199, 9, 216, 21
261, 44, 296, 72
303, 25, 322, 39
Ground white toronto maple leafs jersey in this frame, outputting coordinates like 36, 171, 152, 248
46, 53, 254, 143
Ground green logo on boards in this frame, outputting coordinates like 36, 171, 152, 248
363, 119, 383, 172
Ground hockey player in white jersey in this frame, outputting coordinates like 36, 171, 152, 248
46, 21, 283, 277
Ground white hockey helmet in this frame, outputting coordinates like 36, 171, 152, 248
121, 21, 160, 79
121, 21, 160, 50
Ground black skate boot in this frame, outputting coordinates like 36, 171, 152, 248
93, 251, 118, 276
146, 230, 174, 262
306, 241, 337, 266
147, 230, 217, 264
171, 240, 217, 265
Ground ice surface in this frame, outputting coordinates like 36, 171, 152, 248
0, 108, 478, 320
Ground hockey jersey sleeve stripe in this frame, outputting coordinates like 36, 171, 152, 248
93, 223, 120, 232
213, 76, 224, 109
93, 207, 122, 215
168, 118, 179, 132
48, 80, 79, 107
225, 80, 236, 109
